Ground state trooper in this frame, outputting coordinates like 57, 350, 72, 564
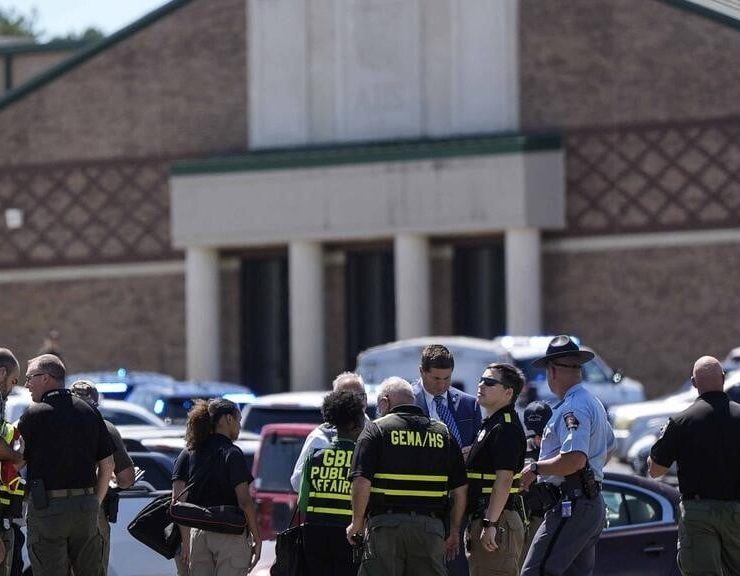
465, 363, 527, 576
297, 389, 366, 576
347, 377, 467, 576
519, 336, 615, 576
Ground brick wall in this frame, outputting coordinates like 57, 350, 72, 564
543, 242, 740, 397
0, 0, 248, 164
520, 0, 740, 129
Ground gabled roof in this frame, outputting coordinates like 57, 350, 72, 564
0, 0, 193, 113
660, 0, 740, 30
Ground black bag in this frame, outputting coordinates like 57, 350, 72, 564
271, 510, 305, 576
127, 492, 181, 559
170, 501, 247, 535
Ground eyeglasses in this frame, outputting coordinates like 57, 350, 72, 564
551, 362, 582, 370
479, 377, 508, 388
24, 372, 47, 383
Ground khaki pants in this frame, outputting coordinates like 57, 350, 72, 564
469, 510, 524, 576
189, 529, 252, 576
359, 513, 446, 576
678, 499, 740, 576
27, 494, 103, 576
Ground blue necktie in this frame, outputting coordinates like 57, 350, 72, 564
434, 395, 463, 447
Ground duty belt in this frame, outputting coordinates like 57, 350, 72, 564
47, 487, 95, 498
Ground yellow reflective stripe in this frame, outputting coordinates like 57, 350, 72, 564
371, 487, 447, 497
309, 492, 351, 501
375, 473, 447, 482
467, 472, 496, 480
504, 413, 512, 423
307, 506, 352, 516
481, 487, 521, 495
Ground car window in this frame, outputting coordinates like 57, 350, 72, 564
130, 454, 174, 491
99, 408, 151, 426
254, 434, 306, 492
243, 407, 324, 434
603, 487, 661, 528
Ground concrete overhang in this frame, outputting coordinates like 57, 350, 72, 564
170, 134, 565, 249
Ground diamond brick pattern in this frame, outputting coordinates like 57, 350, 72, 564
0, 158, 180, 268
564, 118, 740, 236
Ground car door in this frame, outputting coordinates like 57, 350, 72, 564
595, 483, 679, 576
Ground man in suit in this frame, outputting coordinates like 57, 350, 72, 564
413, 344, 482, 576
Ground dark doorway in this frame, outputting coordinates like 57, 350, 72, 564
241, 255, 290, 394
345, 247, 396, 368
453, 240, 506, 338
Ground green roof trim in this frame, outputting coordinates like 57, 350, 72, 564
659, 0, 740, 31
0, 0, 193, 112
0, 39, 90, 56
171, 133, 562, 176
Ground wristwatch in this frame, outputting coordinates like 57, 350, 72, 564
481, 518, 498, 529
531, 462, 539, 475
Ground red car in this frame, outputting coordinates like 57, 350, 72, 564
250, 423, 316, 541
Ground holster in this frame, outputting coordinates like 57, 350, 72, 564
523, 483, 561, 516
563, 465, 601, 500
103, 489, 120, 523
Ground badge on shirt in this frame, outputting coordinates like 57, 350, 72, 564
658, 419, 669, 438
477, 429, 486, 442
563, 411, 580, 430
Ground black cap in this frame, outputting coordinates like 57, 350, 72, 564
523, 401, 552, 437
531, 335, 595, 368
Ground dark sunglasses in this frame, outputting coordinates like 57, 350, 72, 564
479, 377, 509, 388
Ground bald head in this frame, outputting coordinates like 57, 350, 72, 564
378, 377, 415, 410
692, 356, 724, 393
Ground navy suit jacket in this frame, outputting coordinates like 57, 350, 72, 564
412, 380, 482, 448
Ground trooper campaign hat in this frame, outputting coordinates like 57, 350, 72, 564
531, 335, 594, 368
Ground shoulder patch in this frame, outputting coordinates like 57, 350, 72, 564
658, 419, 670, 439
563, 411, 580, 430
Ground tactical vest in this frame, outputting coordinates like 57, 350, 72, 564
466, 409, 524, 512
305, 439, 355, 526
0, 421, 24, 519
369, 412, 451, 515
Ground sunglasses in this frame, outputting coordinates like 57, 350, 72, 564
479, 377, 509, 388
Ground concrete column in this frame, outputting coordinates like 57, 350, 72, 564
186, 247, 221, 381
394, 234, 430, 339
505, 228, 542, 335
289, 241, 325, 390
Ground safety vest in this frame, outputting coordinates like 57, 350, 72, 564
305, 439, 355, 526
0, 421, 24, 519
369, 410, 451, 515
465, 407, 526, 513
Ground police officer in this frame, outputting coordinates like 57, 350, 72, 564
70, 380, 135, 576
0, 349, 23, 576
465, 363, 527, 576
347, 377, 467, 576
649, 355, 740, 575
519, 400, 553, 572
298, 390, 366, 576
172, 398, 261, 575
19, 354, 116, 576
519, 336, 615, 576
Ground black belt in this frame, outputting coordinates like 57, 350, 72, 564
547, 481, 602, 501
369, 509, 442, 519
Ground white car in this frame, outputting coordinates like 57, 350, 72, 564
609, 370, 740, 462
491, 336, 646, 409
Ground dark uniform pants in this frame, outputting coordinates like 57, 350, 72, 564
521, 494, 605, 576
302, 524, 356, 576
519, 514, 544, 574
0, 527, 13, 576
678, 499, 740, 575
27, 494, 103, 576
99, 508, 110, 576
469, 509, 524, 576
359, 513, 446, 576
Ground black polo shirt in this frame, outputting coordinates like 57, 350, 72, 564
651, 391, 740, 501
467, 405, 526, 474
19, 388, 115, 490
173, 433, 253, 507
350, 404, 467, 490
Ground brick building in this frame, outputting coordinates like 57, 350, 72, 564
1, 0, 739, 396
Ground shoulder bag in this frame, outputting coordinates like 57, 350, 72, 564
270, 508, 305, 576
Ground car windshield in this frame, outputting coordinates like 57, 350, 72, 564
256, 433, 307, 492
243, 407, 324, 434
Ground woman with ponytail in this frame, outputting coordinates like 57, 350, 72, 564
172, 398, 262, 575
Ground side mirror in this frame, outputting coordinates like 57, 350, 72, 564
612, 371, 623, 384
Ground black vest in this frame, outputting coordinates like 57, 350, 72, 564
369, 411, 451, 515
305, 439, 355, 526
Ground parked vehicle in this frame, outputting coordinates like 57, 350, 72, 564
609, 370, 740, 462
241, 390, 377, 434
355, 336, 511, 397
250, 423, 316, 541
491, 335, 646, 409
126, 380, 255, 423
65, 369, 175, 401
